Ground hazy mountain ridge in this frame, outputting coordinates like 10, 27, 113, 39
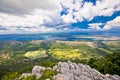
0, 34, 120, 41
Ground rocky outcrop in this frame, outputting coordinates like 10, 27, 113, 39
19, 65, 45, 79
19, 73, 33, 79
19, 61, 120, 80
31, 65, 45, 79
53, 61, 120, 80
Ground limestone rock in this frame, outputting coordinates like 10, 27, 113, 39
19, 65, 45, 79
19, 61, 120, 80
31, 65, 45, 79
53, 61, 120, 80
32, 65, 45, 74
19, 73, 33, 79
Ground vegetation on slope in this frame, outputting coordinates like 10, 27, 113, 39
1, 52, 120, 80
88, 52, 120, 75
0, 40, 120, 79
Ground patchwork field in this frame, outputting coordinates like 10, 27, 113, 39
24, 50, 47, 59
48, 49, 81, 59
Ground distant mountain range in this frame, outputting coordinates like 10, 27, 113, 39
0, 31, 120, 41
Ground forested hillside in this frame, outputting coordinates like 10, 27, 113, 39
0, 40, 120, 79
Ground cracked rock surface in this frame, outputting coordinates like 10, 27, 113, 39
19, 61, 120, 80
53, 61, 120, 80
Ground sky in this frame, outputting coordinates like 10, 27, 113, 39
0, 0, 120, 34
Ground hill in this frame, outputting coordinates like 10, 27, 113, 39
0, 40, 120, 63
0, 40, 120, 79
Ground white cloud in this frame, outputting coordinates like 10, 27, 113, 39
0, 0, 61, 14
0, 0, 120, 34
88, 16, 120, 31
61, 14, 77, 23
0, 9, 54, 27
94, 0, 120, 16
103, 16, 120, 30
0, 0, 65, 34
0, 25, 57, 34
60, 0, 120, 23
88, 23, 103, 30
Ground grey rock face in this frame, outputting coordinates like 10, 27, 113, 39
32, 65, 46, 74
19, 65, 46, 79
53, 61, 120, 80
19, 73, 33, 79
19, 61, 120, 80
31, 65, 45, 79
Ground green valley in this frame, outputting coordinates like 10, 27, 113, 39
0, 40, 120, 79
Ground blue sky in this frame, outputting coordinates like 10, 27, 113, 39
71, 11, 120, 29
0, 0, 120, 34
